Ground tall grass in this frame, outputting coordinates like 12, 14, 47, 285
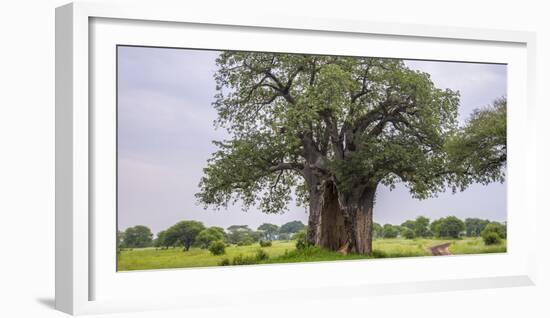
118, 237, 506, 271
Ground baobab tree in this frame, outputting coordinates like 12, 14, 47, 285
196, 51, 501, 255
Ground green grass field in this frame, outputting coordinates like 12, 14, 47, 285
117, 237, 506, 271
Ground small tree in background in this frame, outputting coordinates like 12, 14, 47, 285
154, 230, 169, 249
465, 218, 490, 237
373, 223, 383, 239
122, 225, 153, 248
401, 227, 415, 239
413, 216, 431, 238
382, 224, 399, 239
196, 227, 226, 249
279, 221, 306, 236
401, 220, 416, 231
481, 222, 506, 243
258, 223, 279, 241
431, 216, 465, 238
208, 240, 226, 255
164, 221, 205, 251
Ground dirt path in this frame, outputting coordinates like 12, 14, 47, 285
428, 242, 452, 256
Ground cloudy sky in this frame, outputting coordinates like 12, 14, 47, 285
117, 46, 507, 234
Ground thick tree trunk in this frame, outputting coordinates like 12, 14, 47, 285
307, 180, 347, 248
305, 166, 376, 255
338, 186, 375, 255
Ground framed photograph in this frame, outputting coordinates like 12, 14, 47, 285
56, 2, 537, 315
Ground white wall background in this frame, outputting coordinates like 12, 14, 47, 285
0, 0, 548, 317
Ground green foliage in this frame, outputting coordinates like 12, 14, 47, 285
413, 216, 431, 237
164, 220, 205, 251
196, 51, 462, 215
292, 229, 308, 249
401, 227, 415, 239
259, 240, 272, 247
373, 223, 383, 239
118, 237, 506, 271
219, 258, 231, 266
277, 233, 291, 241
279, 221, 306, 234
257, 223, 279, 240
226, 249, 270, 265
482, 232, 501, 245
230, 254, 258, 265
382, 224, 399, 238
122, 225, 153, 248
255, 249, 270, 261
401, 216, 430, 238
465, 218, 490, 237
196, 227, 226, 249
208, 240, 226, 255
481, 222, 506, 239
154, 230, 169, 249
431, 216, 465, 238
401, 220, 415, 230
226, 225, 261, 245
236, 239, 254, 246
446, 97, 507, 191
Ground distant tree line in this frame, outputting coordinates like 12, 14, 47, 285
118, 220, 307, 254
118, 216, 506, 254
372, 216, 506, 244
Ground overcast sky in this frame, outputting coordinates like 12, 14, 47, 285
117, 46, 507, 234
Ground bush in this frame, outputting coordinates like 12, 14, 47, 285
432, 216, 465, 238
208, 240, 226, 255
482, 232, 502, 245
222, 249, 270, 266
255, 249, 269, 261
196, 227, 226, 249
293, 229, 308, 249
218, 258, 231, 266
231, 254, 258, 265
382, 224, 399, 238
259, 240, 272, 247
236, 238, 254, 246
402, 228, 415, 239
481, 222, 506, 239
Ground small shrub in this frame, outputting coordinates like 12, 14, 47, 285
481, 222, 506, 239
208, 240, 226, 255
482, 231, 502, 245
255, 249, 269, 261
231, 254, 258, 265
237, 239, 254, 246
259, 240, 272, 247
371, 250, 388, 258
218, 258, 231, 266
293, 229, 308, 249
402, 228, 415, 239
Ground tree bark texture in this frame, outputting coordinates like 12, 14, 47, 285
307, 180, 376, 255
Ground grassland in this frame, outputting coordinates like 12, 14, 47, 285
117, 237, 506, 271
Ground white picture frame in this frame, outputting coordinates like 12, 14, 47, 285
56, 1, 537, 315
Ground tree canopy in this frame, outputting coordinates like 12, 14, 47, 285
258, 223, 279, 240
122, 225, 153, 248
164, 220, 205, 251
196, 227, 226, 248
279, 221, 306, 234
197, 52, 460, 212
446, 97, 506, 190
195, 51, 505, 255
